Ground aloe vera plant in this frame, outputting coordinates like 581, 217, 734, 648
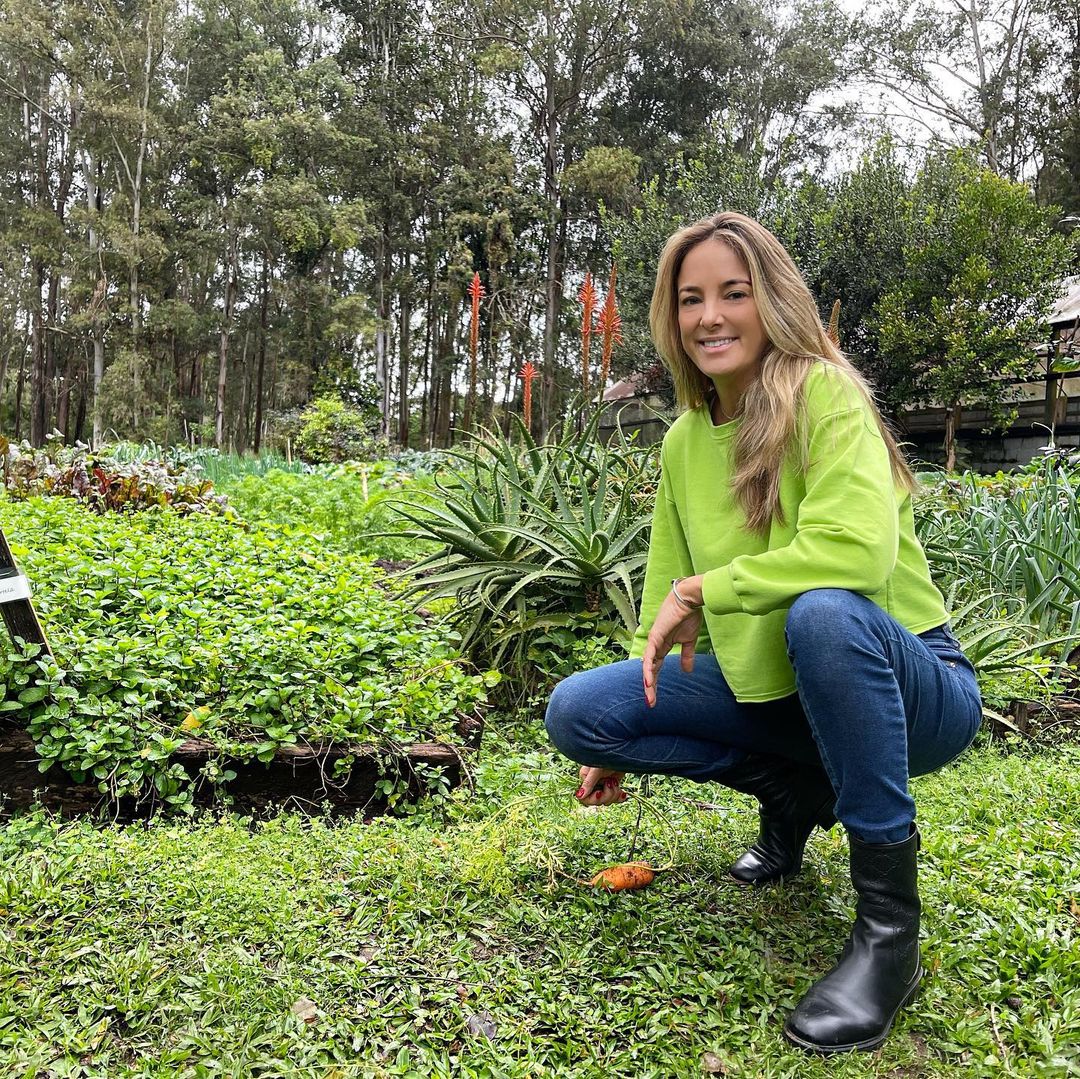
388, 402, 662, 692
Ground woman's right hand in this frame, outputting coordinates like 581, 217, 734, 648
576, 765, 628, 806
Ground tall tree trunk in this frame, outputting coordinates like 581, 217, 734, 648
434, 301, 458, 447
422, 270, 434, 447
73, 364, 87, 443
215, 232, 237, 448
375, 231, 391, 438
44, 271, 60, 435
943, 403, 962, 472
0, 340, 11, 431
28, 70, 47, 446
14, 340, 26, 441
83, 150, 107, 446
502, 345, 517, 436
56, 347, 79, 438
29, 263, 45, 447
235, 329, 251, 452
125, 8, 158, 430
398, 254, 411, 447
540, 30, 560, 441
254, 255, 269, 453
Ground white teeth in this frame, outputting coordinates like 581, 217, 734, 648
702, 338, 735, 346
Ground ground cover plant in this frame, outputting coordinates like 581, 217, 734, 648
225, 457, 442, 564
0, 494, 494, 809
0, 725, 1077, 1077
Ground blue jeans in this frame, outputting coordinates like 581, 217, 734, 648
545, 589, 983, 844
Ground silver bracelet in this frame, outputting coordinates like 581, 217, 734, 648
671, 577, 703, 611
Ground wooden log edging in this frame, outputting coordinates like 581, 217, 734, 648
0, 726, 477, 819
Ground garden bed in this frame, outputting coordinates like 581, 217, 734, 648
996, 695, 1080, 741
0, 481, 495, 816
0, 724, 478, 819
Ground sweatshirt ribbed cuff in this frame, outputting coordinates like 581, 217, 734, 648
701, 567, 741, 614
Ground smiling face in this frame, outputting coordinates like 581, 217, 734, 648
676, 238, 769, 408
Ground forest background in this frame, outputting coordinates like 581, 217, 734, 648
2, 0, 1080, 456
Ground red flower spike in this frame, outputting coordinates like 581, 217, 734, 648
520, 361, 537, 430
579, 273, 597, 396
597, 266, 622, 397
464, 272, 486, 432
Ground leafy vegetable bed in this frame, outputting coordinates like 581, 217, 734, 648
0, 496, 495, 812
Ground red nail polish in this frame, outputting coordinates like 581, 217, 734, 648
575, 787, 585, 798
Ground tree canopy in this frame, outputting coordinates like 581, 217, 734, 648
0, 0, 1076, 451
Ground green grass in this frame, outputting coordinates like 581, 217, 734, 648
1, 730, 1079, 1077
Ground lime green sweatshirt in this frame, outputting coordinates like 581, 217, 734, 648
628, 362, 948, 701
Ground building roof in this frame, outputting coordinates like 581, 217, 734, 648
1051, 276, 1080, 327
603, 375, 643, 402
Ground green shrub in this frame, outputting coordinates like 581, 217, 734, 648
915, 456, 1080, 643
913, 459, 1080, 726
0, 497, 496, 809
294, 396, 385, 464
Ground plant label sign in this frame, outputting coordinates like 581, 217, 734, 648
0, 574, 31, 604
0, 527, 52, 658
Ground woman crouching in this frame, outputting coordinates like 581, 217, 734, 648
545, 212, 982, 1053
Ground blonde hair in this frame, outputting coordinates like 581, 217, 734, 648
649, 212, 915, 534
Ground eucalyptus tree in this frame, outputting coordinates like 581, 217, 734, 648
459, 0, 643, 435
0, 0, 179, 446
1035, 0, 1080, 217
852, 0, 1057, 182
0, 0, 86, 445
169, 0, 367, 449
329, 0, 542, 447
610, 0, 856, 182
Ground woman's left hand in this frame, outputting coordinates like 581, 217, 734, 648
641, 577, 704, 708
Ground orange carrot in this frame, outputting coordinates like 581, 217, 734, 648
588, 862, 656, 891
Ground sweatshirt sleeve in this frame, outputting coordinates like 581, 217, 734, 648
628, 442, 712, 659
699, 403, 900, 617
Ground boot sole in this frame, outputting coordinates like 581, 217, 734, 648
782, 965, 923, 1054
727, 861, 802, 887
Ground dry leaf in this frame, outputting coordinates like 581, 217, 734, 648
180, 706, 210, 732
702, 1051, 726, 1074
291, 996, 319, 1024
465, 1011, 497, 1039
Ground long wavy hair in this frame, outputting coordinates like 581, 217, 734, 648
649, 212, 916, 534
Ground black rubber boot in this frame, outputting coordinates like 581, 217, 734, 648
718, 753, 837, 885
784, 827, 923, 1053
